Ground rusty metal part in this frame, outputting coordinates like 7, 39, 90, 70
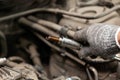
47, 36, 60, 42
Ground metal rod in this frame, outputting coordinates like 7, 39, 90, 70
89, 66, 98, 80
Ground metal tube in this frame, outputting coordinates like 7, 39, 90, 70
86, 67, 93, 80
89, 66, 98, 80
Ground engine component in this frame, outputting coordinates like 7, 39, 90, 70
0, 58, 41, 80
0, 1, 119, 80
0, 66, 22, 80
47, 36, 81, 49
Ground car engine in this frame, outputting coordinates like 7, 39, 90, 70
0, 0, 120, 80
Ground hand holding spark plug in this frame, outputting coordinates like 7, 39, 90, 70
73, 23, 120, 59
19, 16, 120, 60
47, 23, 120, 60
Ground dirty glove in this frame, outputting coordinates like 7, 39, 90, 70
74, 23, 120, 59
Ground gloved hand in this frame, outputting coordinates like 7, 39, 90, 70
74, 23, 120, 59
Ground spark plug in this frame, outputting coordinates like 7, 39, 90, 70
47, 36, 81, 49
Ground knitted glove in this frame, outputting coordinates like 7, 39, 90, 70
74, 23, 120, 59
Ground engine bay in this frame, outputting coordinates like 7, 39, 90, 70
0, 0, 120, 80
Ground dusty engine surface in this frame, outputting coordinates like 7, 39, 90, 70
0, 0, 120, 80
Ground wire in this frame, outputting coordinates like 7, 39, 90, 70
27, 16, 75, 38
18, 17, 59, 37
0, 5, 120, 22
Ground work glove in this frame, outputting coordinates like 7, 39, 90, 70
74, 23, 120, 59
